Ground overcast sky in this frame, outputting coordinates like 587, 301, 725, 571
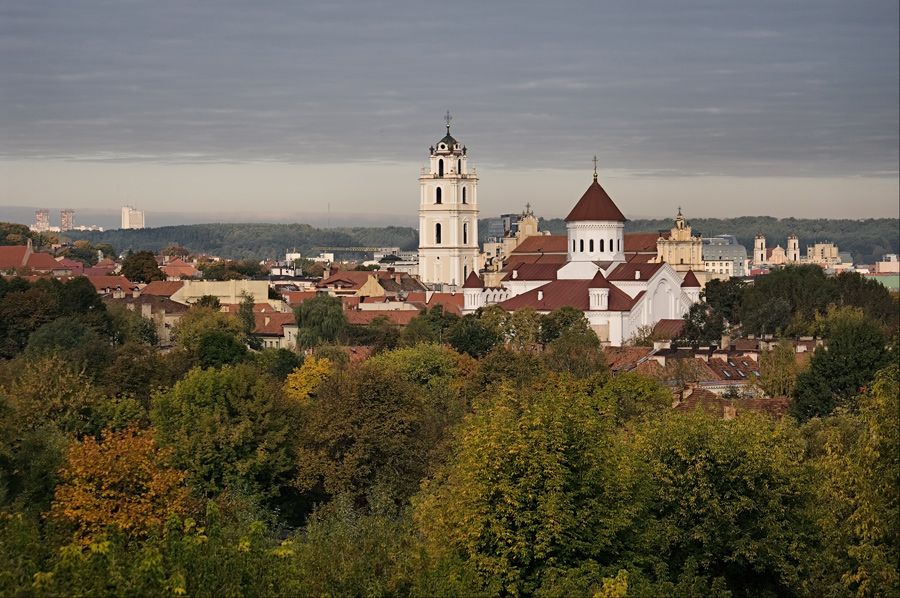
1, 1, 898, 227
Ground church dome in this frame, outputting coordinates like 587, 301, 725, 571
564, 178, 627, 223
436, 133, 460, 153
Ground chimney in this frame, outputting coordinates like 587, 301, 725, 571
512, 269, 518, 279
635, 270, 641, 280
264, 316, 270, 326
537, 290, 543, 301
132, 287, 141, 298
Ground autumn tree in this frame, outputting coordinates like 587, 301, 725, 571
49, 425, 188, 541
447, 315, 502, 358
283, 357, 333, 406
756, 339, 802, 397
172, 305, 244, 354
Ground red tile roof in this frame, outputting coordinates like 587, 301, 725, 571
499, 279, 592, 311
501, 263, 564, 282
0, 245, 28, 269
26, 252, 66, 271
604, 346, 653, 371
564, 179, 627, 223
681, 270, 701, 287
86, 275, 138, 292
623, 233, 664, 253
462, 271, 484, 288
606, 262, 664, 281
142, 281, 185, 296
652, 319, 685, 339
282, 291, 317, 305
253, 312, 296, 336
511, 235, 568, 255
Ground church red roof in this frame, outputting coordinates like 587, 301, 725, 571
501, 263, 564, 282
511, 235, 569, 254
606, 262, 664, 281
681, 270, 701, 287
462, 271, 484, 288
564, 179, 627, 223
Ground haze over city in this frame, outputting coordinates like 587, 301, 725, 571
2, 1, 898, 226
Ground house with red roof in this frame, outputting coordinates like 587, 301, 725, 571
0, 239, 71, 276
463, 172, 701, 346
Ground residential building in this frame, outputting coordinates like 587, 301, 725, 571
702, 235, 749, 278
121, 206, 145, 229
61, 210, 75, 232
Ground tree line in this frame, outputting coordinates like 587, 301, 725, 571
0, 273, 897, 596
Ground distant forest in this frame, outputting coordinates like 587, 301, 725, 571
65, 217, 898, 264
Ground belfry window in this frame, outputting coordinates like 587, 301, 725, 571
438, 159, 444, 177
436, 223, 442, 244
436, 188, 442, 204
462, 188, 466, 204
463, 223, 468, 244
458, 159, 461, 173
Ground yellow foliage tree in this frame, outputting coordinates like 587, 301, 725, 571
50, 424, 188, 541
283, 357, 333, 405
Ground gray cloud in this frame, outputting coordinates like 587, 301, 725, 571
1, 1, 897, 181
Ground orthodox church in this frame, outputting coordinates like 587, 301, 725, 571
416, 119, 699, 346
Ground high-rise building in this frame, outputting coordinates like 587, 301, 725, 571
61, 209, 75, 231
417, 114, 479, 289
34, 209, 50, 232
121, 206, 145, 229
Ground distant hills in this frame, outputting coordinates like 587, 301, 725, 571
61, 216, 898, 264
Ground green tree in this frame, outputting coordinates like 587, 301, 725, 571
172, 306, 244, 354
447, 315, 502, 359
634, 411, 814, 597
539, 305, 587, 345
151, 364, 300, 513
810, 363, 899, 597
741, 265, 834, 336
197, 330, 249, 369
701, 277, 746, 328
541, 321, 608, 380
792, 307, 890, 421
678, 301, 726, 345
238, 291, 262, 350
506, 306, 542, 349
294, 294, 347, 349
414, 378, 637, 596
120, 250, 165, 283
194, 295, 221, 309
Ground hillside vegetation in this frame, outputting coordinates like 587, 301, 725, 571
64, 217, 898, 264
66, 223, 418, 260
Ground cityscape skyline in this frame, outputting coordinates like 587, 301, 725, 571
2, 2, 898, 221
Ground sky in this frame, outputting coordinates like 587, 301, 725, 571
1, 1, 898, 229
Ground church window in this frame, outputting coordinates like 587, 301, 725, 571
438, 159, 444, 177
599, 239, 604, 252
436, 188, 442, 204
458, 159, 461, 173
617, 239, 620, 252
464, 265, 468, 279
463, 223, 468, 244
580, 239, 584, 252
436, 223, 442, 244
589, 239, 594, 252
462, 188, 466, 203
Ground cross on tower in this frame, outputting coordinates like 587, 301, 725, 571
592, 155, 598, 179
444, 111, 452, 131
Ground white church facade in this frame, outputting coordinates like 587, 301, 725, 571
461, 168, 700, 346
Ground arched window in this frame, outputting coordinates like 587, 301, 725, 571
589, 239, 594, 252
436, 188, 442, 204
573, 240, 576, 253
463, 265, 468, 280
617, 239, 620, 252
580, 239, 584, 252
462, 188, 466, 204
435, 223, 442, 244
599, 239, 604, 252
438, 159, 444, 177
457, 159, 461, 173
463, 223, 468, 244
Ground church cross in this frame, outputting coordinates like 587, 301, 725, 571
592, 155, 598, 178
444, 111, 452, 130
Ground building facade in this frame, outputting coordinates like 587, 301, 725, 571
417, 116, 479, 289
121, 206, 145, 229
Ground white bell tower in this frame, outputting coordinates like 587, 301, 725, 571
418, 112, 479, 288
